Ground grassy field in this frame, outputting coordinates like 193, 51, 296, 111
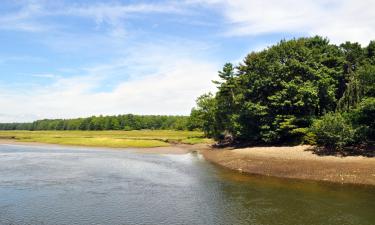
0, 130, 212, 148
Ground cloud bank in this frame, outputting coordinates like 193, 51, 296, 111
0, 44, 218, 122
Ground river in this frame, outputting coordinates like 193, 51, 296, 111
0, 144, 374, 225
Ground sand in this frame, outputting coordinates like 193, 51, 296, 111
0, 139, 201, 155
201, 145, 375, 185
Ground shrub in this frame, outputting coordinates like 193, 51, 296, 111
289, 127, 316, 145
310, 113, 354, 150
346, 97, 375, 143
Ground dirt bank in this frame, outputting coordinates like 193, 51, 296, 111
201, 145, 375, 185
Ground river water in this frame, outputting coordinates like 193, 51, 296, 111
0, 144, 374, 225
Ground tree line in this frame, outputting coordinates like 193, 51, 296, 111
0, 114, 194, 131
190, 36, 374, 150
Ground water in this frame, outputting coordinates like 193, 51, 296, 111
0, 144, 374, 225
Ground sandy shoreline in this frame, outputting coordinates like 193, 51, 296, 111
0, 139, 195, 154
1, 139, 374, 185
201, 145, 375, 186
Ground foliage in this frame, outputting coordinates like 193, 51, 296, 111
354, 98, 375, 130
191, 36, 375, 149
348, 97, 375, 143
310, 113, 354, 150
0, 114, 190, 131
189, 93, 218, 137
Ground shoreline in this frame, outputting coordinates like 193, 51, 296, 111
201, 145, 375, 186
1, 139, 374, 185
0, 139, 199, 155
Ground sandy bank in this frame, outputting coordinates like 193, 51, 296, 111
201, 145, 375, 185
0, 139, 196, 155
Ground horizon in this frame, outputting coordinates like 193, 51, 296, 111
1, 0, 374, 122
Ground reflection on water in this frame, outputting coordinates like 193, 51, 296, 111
0, 144, 374, 225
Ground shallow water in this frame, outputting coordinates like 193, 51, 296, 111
0, 144, 374, 225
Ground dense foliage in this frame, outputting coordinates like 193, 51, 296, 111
310, 113, 354, 150
190, 36, 374, 149
0, 114, 191, 131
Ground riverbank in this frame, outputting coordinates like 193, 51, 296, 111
1, 138, 374, 185
0, 139, 199, 155
201, 145, 375, 186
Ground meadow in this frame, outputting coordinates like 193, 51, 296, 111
0, 130, 212, 148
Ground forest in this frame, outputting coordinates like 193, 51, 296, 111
189, 36, 374, 150
0, 114, 191, 131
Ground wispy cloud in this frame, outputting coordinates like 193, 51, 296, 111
0, 1, 186, 35
0, 1, 48, 32
62, 2, 184, 21
193, 0, 375, 45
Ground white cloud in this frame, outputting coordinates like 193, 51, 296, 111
194, 0, 375, 45
0, 1, 219, 122
0, 1, 48, 32
3, 0, 374, 45
109, 59, 217, 115
61, 2, 183, 22
59, 2, 186, 39
0, 44, 218, 122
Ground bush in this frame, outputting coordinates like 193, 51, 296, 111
347, 97, 375, 143
310, 113, 355, 150
354, 98, 375, 129
288, 127, 316, 145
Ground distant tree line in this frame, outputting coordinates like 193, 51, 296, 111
0, 114, 196, 131
190, 36, 374, 151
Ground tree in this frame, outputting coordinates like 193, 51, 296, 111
189, 93, 217, 137
0, 115, 191, 131
213, 63, 239, 137
212, 37, 343, 144
190, 36, 374, 149
348, 97, 375, 143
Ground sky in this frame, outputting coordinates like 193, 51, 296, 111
0, 0, 374, 122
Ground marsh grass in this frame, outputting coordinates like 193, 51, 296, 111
0, 130, 210, 148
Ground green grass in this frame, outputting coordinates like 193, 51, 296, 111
0, 130, 211, 148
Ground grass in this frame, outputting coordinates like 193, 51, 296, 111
0, 130, 212, 148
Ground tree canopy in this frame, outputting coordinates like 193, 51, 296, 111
0, 114, 191, 131
190, 36, 375, 148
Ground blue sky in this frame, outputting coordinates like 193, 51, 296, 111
0, 0, 374, 122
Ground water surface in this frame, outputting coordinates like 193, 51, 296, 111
0, 144, 374, 225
